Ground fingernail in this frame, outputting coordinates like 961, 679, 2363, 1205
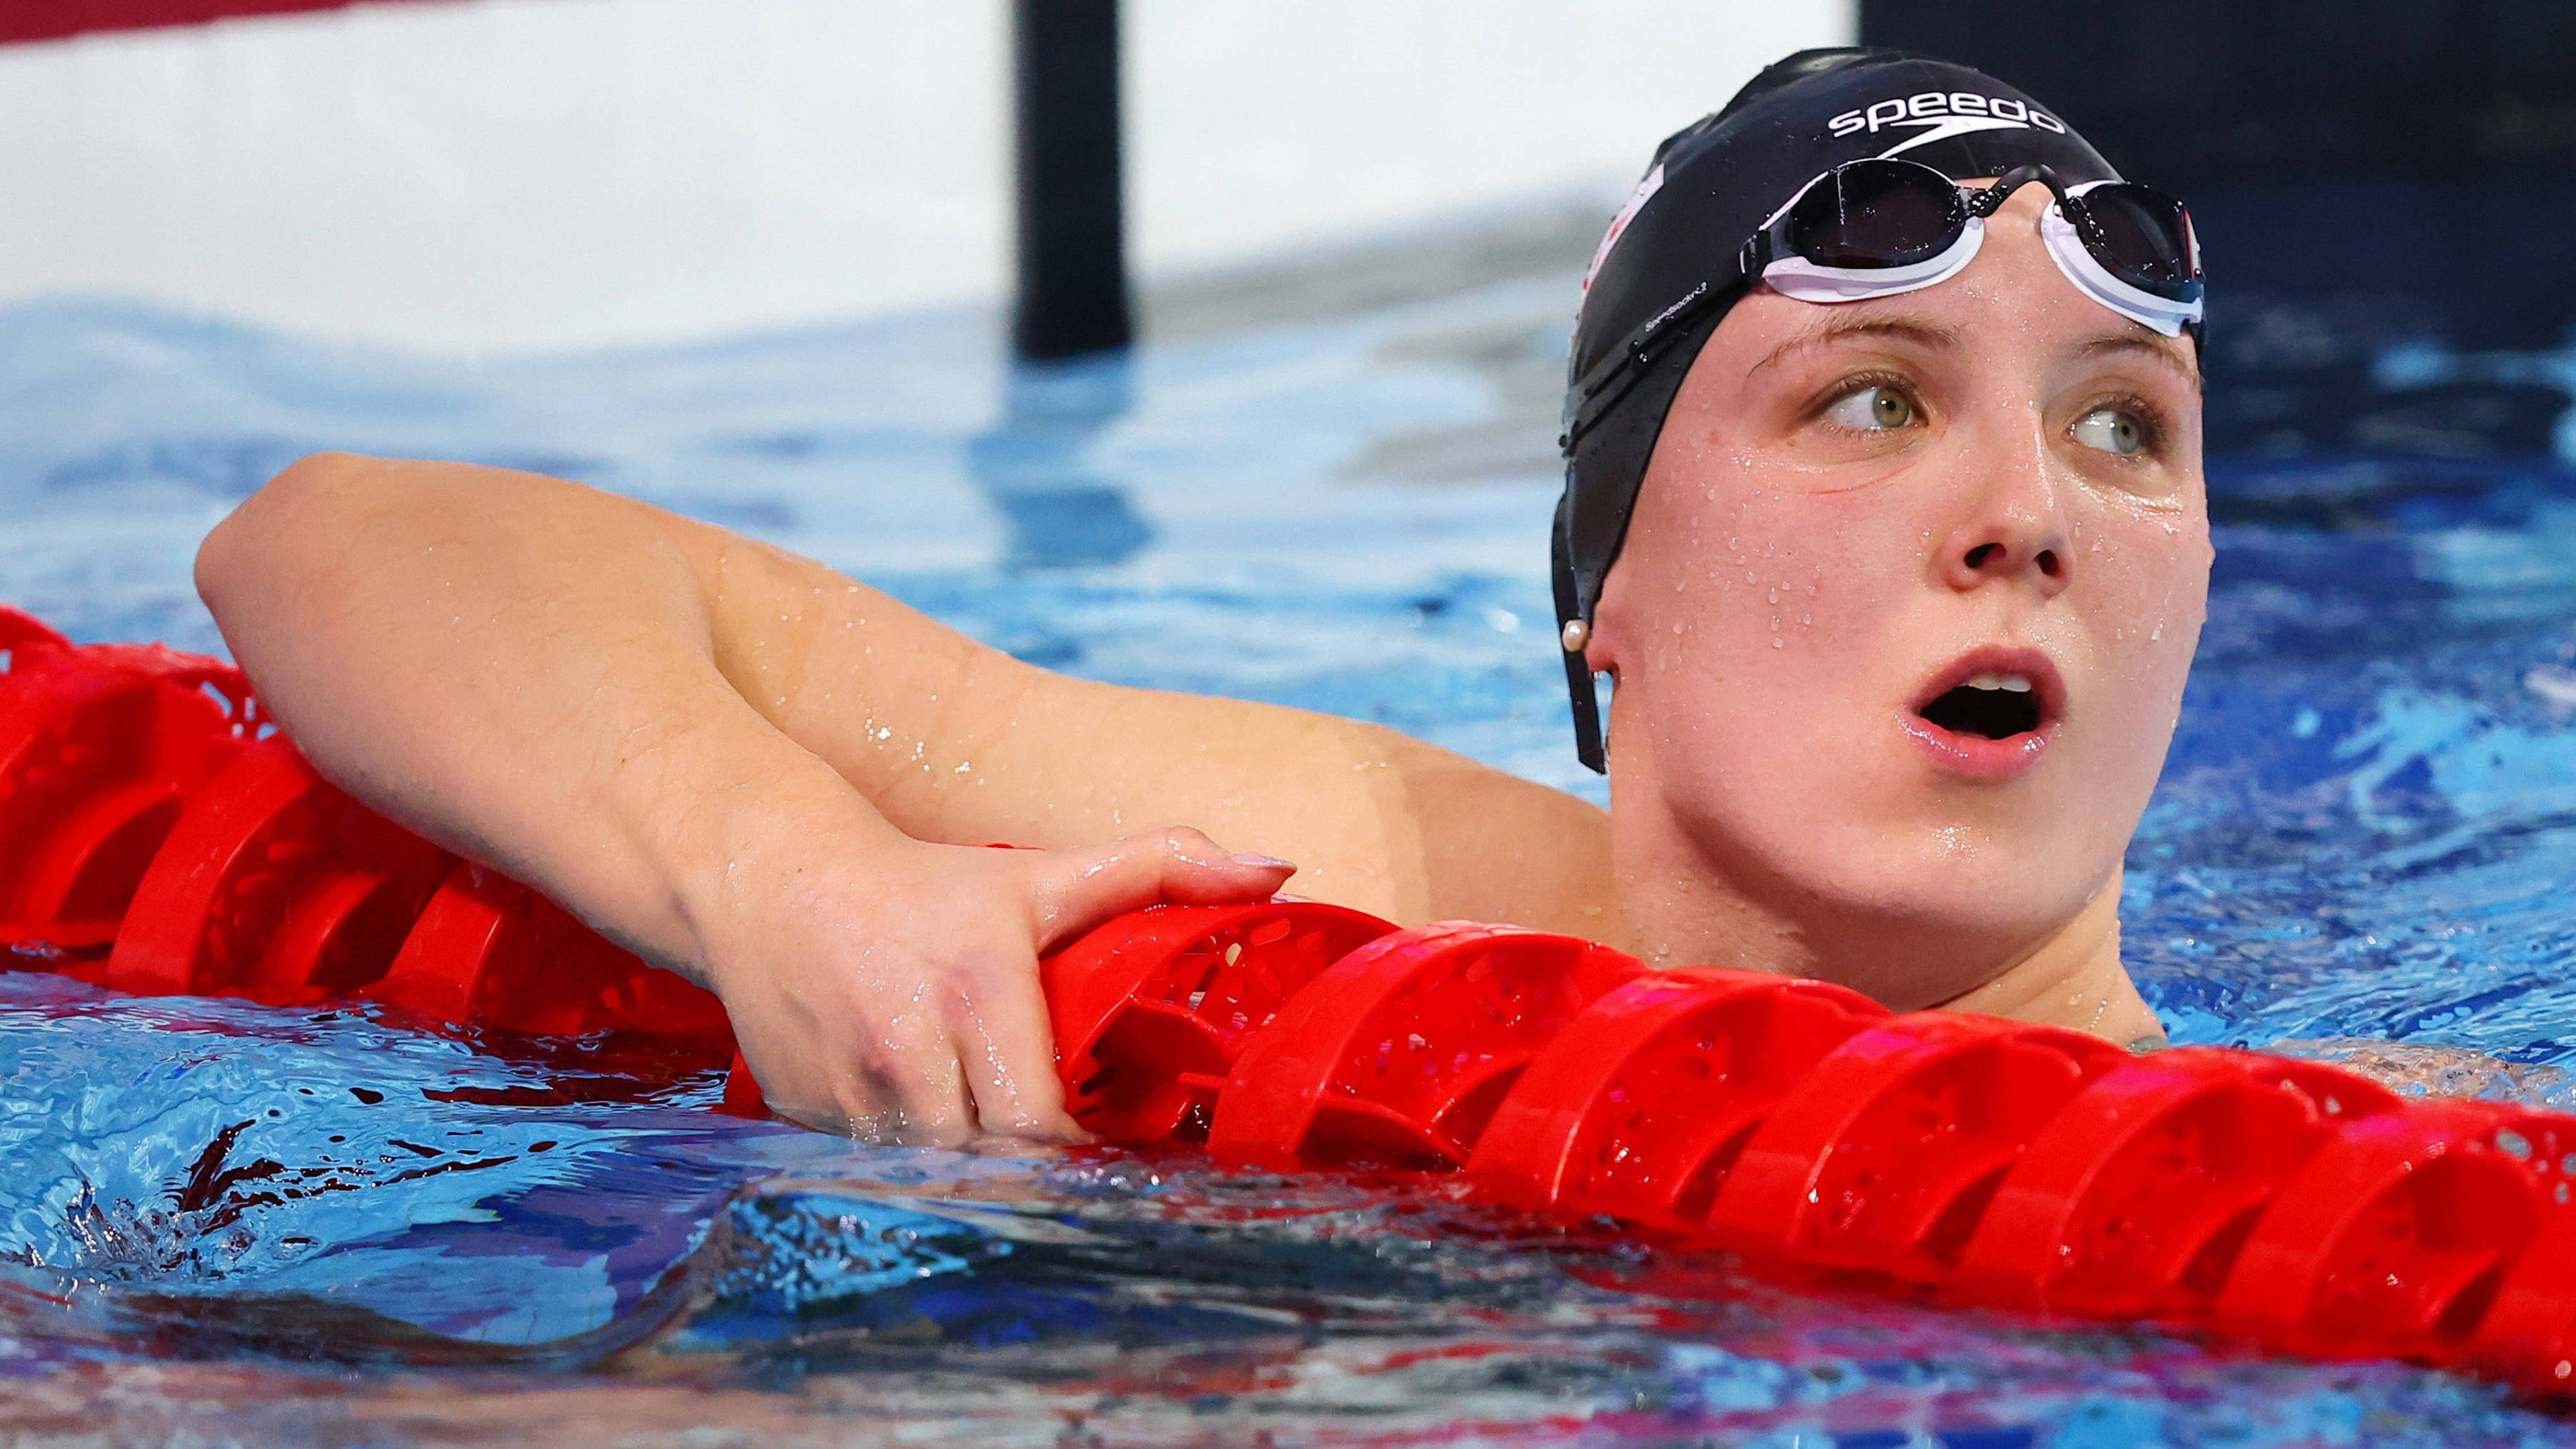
1229, 852, 1295, 870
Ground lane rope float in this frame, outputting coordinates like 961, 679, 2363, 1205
7, 607, 2575, 1397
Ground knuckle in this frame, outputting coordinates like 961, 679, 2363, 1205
848, 1024, 939, 1087
952, 948, 1036, 998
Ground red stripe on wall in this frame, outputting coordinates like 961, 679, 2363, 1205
0, 1, 445, 46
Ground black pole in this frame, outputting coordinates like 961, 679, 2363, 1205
1011, 0, 1132, 360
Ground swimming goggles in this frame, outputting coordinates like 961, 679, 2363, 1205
1739, 160, 2204, 337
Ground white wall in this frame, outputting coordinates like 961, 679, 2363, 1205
1130, 1, 1852, 271
0, 0, 1851, 354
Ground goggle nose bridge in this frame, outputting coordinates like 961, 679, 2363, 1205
1752, 158, 2203, 338
1963, 164, 2070, 220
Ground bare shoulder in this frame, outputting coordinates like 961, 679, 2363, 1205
996, 670, 1611, 934
1380, 731, 1615, 935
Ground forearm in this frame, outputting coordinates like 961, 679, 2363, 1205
687, 541, 1611, 925
194, 453, 904, 979
193, 455, 1324, 1142
198, 453, 1608, 959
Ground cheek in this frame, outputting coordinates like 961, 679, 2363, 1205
1607, 477, 1939, 803
1617, 468, 1919, 682
2071, 506, 2211, 706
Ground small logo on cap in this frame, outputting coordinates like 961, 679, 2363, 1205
1583, 164, 1665, 292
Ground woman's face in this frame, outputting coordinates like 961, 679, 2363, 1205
1589, 181, 2210, 1008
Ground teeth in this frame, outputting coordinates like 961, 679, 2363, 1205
1964, 673, 2035, 693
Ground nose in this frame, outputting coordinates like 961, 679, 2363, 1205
1935, 446, 2074, 600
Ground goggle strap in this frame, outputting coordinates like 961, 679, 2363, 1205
1564, 280, 1722, 451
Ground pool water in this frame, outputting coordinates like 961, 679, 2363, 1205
8, 207, 2576, 1443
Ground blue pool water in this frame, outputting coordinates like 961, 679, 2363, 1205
7, 237, 2576, 1444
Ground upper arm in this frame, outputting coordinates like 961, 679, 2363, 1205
648, 509, 1611, 928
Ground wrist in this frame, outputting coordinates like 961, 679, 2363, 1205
597, 715, 912, 992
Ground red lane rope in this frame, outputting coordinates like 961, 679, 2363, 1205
0, 1, 449, 47
5, 608, 2575, 1399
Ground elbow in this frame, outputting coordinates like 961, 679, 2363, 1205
195, 451, 380, 619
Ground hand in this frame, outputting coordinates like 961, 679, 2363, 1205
698, 824, 1296, 1144
2275, 1038, 2568, 1106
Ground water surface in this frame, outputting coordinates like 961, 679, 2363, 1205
5, 231, 2576, 1444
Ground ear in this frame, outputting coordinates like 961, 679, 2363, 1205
1584, 570, 1631, 678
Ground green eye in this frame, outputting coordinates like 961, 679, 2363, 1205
1824, 384, 1915, 431
2073, 406, 2145, 455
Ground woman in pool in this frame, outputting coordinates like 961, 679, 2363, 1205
193, 49, 2208, 1142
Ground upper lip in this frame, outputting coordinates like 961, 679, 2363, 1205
1909, 646, 2066, 733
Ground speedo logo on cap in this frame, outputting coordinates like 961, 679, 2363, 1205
1829, 92, 2068, 158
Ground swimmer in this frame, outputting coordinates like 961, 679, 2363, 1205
193, 48, 2208, 1142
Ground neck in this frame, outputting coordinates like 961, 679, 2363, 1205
1931, 874, 2159, 1043
1605, 823, 2160, 1047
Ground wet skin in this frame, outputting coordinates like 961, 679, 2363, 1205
1589, 180, 2207, 1035
195, 185, 2202, 1142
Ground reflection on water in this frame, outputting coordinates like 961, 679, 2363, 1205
967, 356, 1155, 571
9, 209, 2576, 1440
8, 1123, 2566, 1447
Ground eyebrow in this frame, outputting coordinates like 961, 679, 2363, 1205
1748, 317, 1962, 379
2076, 331, 2205, 394
1750, 313, 2204, 394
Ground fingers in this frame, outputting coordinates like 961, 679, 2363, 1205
735, 828, 1287, 1149
961, 826, 1285, 1140
747, 1005, 979, 1147
947, 954, 1088, 1142
1028, 826, 1297, 953
852, 1031, 977, 1147
744, 946, 1076, 1147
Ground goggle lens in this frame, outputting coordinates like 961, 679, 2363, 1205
1782, 160, 1969, 268
2068, 183, 2199, 294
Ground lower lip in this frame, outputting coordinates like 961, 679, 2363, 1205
1900, 713, 2053, 782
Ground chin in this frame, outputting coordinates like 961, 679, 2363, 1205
1614, 700, 2137, 1006
1746, 817, 2113, 1009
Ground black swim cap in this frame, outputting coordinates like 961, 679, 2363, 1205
1552, 47, 2123, 773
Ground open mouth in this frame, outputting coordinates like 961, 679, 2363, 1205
1917, 672, 2044, 741
1902, 650, 2065, 781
